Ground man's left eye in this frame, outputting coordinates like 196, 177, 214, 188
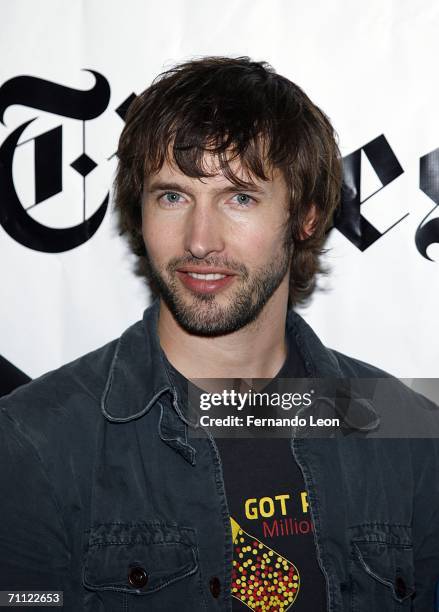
232, 194, 253, 206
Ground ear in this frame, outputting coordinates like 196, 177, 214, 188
300, 204, 318, 240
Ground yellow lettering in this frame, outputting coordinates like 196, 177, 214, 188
274, 494, 290, 516
245, 498, 258, 520
300, 491, 309, 513
259, 497, 275, 518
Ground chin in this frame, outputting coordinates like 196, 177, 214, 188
171, 299, 263, 337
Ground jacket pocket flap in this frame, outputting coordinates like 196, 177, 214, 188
350, 524, 415, 602
82, 522, 198, 594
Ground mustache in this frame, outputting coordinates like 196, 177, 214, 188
166, 255, 248, 277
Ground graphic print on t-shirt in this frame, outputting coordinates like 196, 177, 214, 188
215, 437, 326, 611
230, 516, 300, 610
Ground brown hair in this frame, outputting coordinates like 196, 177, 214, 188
114, 56, 342, 305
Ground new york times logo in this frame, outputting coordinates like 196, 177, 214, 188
0, 71, 135, 252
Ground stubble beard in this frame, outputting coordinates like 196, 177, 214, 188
144, 237, 292, 337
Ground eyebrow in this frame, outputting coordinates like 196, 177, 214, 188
144, 180, 267, 196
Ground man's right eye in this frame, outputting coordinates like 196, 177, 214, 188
160, 192, 183, 205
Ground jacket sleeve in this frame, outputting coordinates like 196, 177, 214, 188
411, 436, 439, 610
0, 405, 73, 606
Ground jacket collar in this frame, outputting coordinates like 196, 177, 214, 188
101, 299, 175, 423
101, 299, 379, 431
288, 311, 380, 432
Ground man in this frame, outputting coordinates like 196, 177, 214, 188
0, 56, 438, 611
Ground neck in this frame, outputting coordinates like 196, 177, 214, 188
157, 282, 289, 379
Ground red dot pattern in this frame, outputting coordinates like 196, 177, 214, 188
231, 527, 300, 610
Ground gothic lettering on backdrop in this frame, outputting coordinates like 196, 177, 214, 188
416, 148, 439, 260
0, 71, 134, 252
336, 135, 439, 259
0, 71, 438, 257
335, 135, 405, 250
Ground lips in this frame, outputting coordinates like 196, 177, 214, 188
186, 272, 227, 281
177, 266, 237, 276
176, 268, 236, 295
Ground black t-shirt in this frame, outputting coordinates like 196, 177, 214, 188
164, 344, 327, 611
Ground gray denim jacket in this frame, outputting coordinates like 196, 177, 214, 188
1, 300, 438, 611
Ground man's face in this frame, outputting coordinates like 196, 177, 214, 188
141, 154, 292, 336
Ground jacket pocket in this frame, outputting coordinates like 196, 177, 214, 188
82, 522, 205, 611
349, 524, 415, 612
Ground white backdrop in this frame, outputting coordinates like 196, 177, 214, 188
1, 0, 438, 380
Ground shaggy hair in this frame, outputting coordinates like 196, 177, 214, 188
114, 56, 342, 305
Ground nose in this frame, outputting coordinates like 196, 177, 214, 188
183, 201, 225, 259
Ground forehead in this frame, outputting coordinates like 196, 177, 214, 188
143, 151, 285, 194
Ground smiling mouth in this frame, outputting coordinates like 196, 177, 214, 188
186, 272, 227, 280
176, 270, 236, 295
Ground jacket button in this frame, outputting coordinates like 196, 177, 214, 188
128, 565, 149, 588
209, 576, 221, 598
394, 576, 407, 598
